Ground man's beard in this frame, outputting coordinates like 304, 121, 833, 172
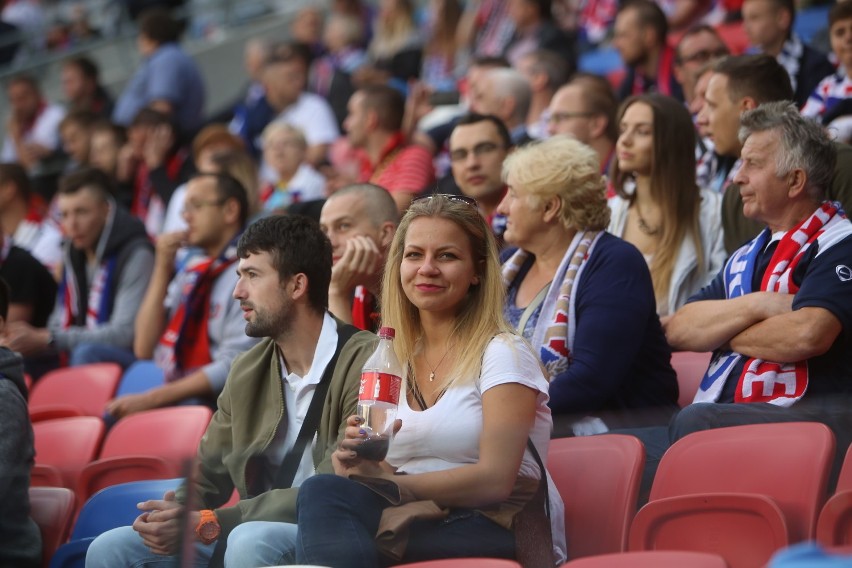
244, 300, 293, 339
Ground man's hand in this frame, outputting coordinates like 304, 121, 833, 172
1, 322, 50, 356
154, 231, 188, 272
105, 392, 158, 419
330, 236, 382, 295
133, 490, 197, 556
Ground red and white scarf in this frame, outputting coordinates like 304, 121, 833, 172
154, 240, 239, 382
696, 202, 852, 406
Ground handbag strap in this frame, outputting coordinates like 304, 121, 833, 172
516, 284, 549, 335
272, 323, 359, 489
526, 438, 550, 518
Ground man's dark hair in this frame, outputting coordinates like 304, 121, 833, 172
619, 0, 668, 45
471, 55, 510, 69
138, 7, 181, 45
60, 109, 99, 131
675, 24, 727, 63
7, 73, 40, 93
567, 73, 620, 143
358, 85, 405, 132
130, 107, 175, 129
753, 0, 796, 28
0, 277, 9, 321
237, 216, 332, 314
830, 1, 852, 27
453, 113, 513, 149
714, 54, 794, 105
191, 172, 250, 228
58, 167, 116, 201
0, 163, 31, 200
266, 41, 313, 69
63, 56, 100, 82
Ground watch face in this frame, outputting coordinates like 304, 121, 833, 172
199, 521, 220, 541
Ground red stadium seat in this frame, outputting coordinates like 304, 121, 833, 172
29, 486, 76, 568
29, 363, 121, 421
817, 444, 852, 547
670, 351, 712, 407
32, 417, 105, 490
393, 560, 522, 567
561, 550, 728, 567
77, 406, 212, 501
549, 435, 645, 558
629, 422, 835, 568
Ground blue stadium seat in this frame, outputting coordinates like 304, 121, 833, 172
49, 478, 182, 568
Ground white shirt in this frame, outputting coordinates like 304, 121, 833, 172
387, 334, 567, 564
1, 103, 65, 164
267, 312, 339, 487
272, 93, 339, 147
10, 216, 62, 273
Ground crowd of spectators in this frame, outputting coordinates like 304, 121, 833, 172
2, 0, 852, 565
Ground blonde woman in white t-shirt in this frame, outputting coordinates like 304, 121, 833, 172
295, 194, 566, 568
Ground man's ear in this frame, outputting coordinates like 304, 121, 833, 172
289, 273, 310, 302
786, 168, 808, 199
222, 197, 241, 226
379, 222, 396, 249
740, 96, 758, 112
589, 115, 608, 140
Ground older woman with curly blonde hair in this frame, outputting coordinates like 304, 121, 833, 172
498, 136, 678, 437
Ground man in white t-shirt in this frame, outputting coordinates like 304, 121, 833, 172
1, 74, 65, 173
231, 42, 339, 170
0, 163, 62, 275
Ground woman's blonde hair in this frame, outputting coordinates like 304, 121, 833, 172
380, 195, 514, 388
611, 94, 703, 307
502, 136, 610, 231
370, 0, 418, 59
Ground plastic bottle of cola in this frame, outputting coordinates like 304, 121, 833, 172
356, 326, 403, 461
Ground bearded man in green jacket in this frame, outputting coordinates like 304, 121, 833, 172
86, 215, 376, 568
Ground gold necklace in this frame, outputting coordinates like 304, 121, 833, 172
423, 345, 452, 382
634, 204, 660, 236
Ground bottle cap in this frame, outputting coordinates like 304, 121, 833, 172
378, 326, 395, 339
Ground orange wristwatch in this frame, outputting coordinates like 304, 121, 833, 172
195, 509, 220, 545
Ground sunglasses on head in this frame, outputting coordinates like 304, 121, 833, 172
411, 193, 478, 208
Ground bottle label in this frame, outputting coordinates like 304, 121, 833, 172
359, 372, 402, 405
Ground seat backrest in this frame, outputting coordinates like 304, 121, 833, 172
836, 444, 852, 493
99, 406, 212, 463
71, 478, 183, 540
651, 422, 835, 541
548, 434, 645, 558
32, 417, 105, 489
394, 560, 523, 567
115, 361, 165, 398
670, 351, 712, 408
561, 550, 729, 567
29, 486, 76, 567
29, 363, 122, 417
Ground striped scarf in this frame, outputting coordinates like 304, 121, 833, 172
154, 238, 240, 382
501, 231, 602, 379
695, 202, 852, 406
60, 256, 117, 329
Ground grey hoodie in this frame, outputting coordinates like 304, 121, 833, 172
0, 347, 41, 568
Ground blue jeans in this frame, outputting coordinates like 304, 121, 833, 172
85, 525, 214, 568
224, 521, 298, 568
295, 474, 516, 568
70, 343, 137, 369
